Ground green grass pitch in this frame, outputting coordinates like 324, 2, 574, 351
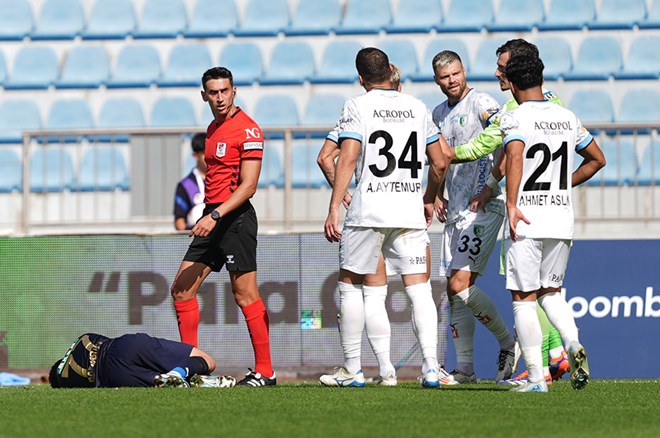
1, 380, 659, 437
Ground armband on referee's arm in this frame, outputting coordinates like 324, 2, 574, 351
486, 173, 500, 190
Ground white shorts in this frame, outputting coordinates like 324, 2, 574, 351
340, 226, 429, 275
438, 210, 503, 277
504, 237, 572, 292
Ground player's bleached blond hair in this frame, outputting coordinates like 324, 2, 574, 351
431, 50, 463, 71
390, 63, 401, 89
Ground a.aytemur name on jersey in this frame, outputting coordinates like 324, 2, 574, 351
373, 109, 416, 119
365, 181, 421, 193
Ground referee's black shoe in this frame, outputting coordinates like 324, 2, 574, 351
236, 368, 277, 387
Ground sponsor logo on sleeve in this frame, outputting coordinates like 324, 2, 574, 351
244, 142, 264, 150
244, 128, 261, 139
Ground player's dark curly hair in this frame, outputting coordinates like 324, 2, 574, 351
496, 39, 539, 59
49, 360, 62, 388
504, 55, 545, 90
355, 47, 391, 86
201, 67, 234, 89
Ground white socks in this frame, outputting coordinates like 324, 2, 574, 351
364, 284, 394, 377
405, 281, 439, 373
538, 292, 579, 348
512, 300, 544, 383
461, 285, 515, 349
449, 293, 475, 374
338, 281, 364, 374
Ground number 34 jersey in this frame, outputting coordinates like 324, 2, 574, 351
337, 89, 440, 229
501, 100, 593, 240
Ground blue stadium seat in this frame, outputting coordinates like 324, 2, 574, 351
440, 0, 493, 32
258, 144, 284, 189
487, 0, 544, 32
234, 0, 289, 37
0, 50, 5, 85
31, 0, 84, 40
538, 0, 594, 31
336, 0, 391, 34
78, 147, 130, 191
562, 36, 622, 81
56, 45, 110, 88
378, 39, 419, 81
134, 0, 187, 38
614, 35, 660, 80
588, 140, 637, 187
291, 141, 329, 188
302, 93, 346, 127
285, 0, 340, 35
83, 0, 135, 39
219, 42, 263, 86
569, 89, 615, 135
309, 40, 362, 84
618, 89, 660, 134
184, 0, 238, 38
46, 99, 94, 142
0, 99, 41, 143
5, 46, 58, 90
0, 0, 33, 40
0, 148, 21, 192
468, 38, 508, 81
107, 45, 161, 88
150, 97, 197, 128
639, 0, 660, 28
637, 140, 659, 185
535, 36, 573, 81
410, 38, 470, 82
589, 0, 647, 29
416, 92, 444, 111
386, 0, 442, 33
253, 95, 299, 127
98, 98, 145, 129
30, 147, 76, 192
260, 41, 316, 85
158, 44, 213, 87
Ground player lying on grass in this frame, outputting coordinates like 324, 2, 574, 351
49, 332, 235, 388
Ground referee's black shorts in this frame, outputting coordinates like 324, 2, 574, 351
183, 200, 258, 272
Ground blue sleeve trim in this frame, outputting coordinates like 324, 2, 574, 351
426, 133, 439, 144
326, 133, 338, 143
575, 133, 594, 151
503, 134, 524, 150
338, 132, 363, 142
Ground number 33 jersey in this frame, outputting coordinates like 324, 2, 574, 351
501, 101, 593, 239
337, 89, 440, 229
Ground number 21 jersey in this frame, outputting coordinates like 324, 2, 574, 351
337, 89, 439, 229
501, 101, 593, 239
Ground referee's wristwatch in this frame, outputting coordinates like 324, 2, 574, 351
211, 210, 222, 221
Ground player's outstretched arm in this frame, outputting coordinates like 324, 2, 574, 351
452, 121, 504, 163
572, 139, 606, 187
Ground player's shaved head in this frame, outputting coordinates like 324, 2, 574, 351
505, 55, 544, 90
432, 50, 463, 70
496, 39, 539, 59
356, 47, 391, 86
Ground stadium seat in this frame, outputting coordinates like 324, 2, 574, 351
218, 42, 263, 86
56, 45, 110, 88
614, 35, 660, 80
77, 146, 130, 191
184, 0, 238, 37
134, 0, 187, 38
588, 140, 637, 187
637, 140, 659, 185
4, 46, 59, 90
589, 0, 647, 29
538, 0, 595, 31
0, 148, 22, 192
158, 43, 213, 87
562, 36, 622, 81
83, 0, 136, 39
618, 89, 660, 134
233, 0, 289, 37
31, 0, 84, 40
440, 0, 493, 32
569, 89, 615, 134
535, 36, 573, 81
410, 38, 470, 82
285, 0, 340, 35
302, 93, 346, 128
260, 41, 316, 85
378, 39, 419, 81
30, 147, 76, 192
468, 38, 508, 81
0, 100, 41, 143
638, 0, 660, 28
97, 97, 145, 142
336, 0, 391, 34
107, 45, 161, 88
150, 97, 197, 128
291, 141, 329, 188
416, 92, 445, 111
386, 0, 443, 33
309, 40, 362, 84
253, 95, 300, 128
487, 0, 544, 32
46, 99, 94, 142
0, 0, 33, 40
258, 144, 284, 188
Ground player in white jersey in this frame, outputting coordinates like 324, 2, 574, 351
501, 55, 605, 392
430, 50, 516, 383
321, 48, 450, 388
